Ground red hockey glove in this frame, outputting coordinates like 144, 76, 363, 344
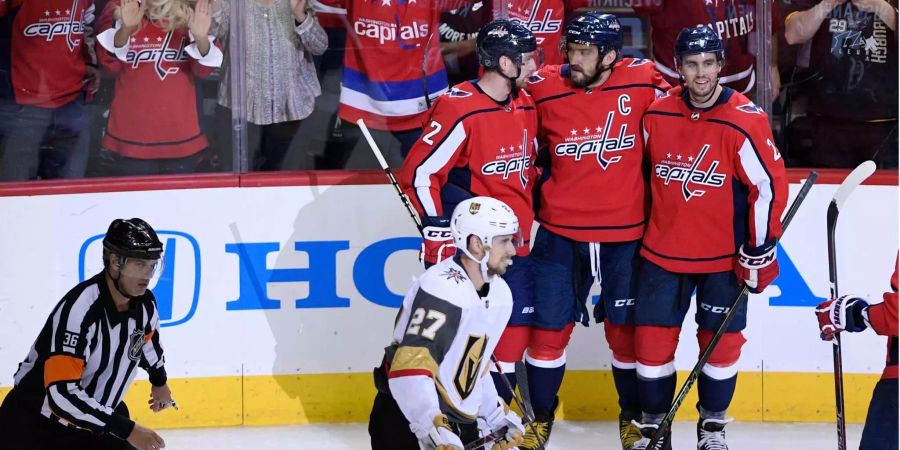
734, 241, 778, 294
421, 216, 456, 268
815, 295, 870, 341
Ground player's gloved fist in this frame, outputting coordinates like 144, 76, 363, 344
421, 216, 456, 268
815, 295, 870, 341
735, 241, 779, 293
484, 401, 525, 450
410, 414, 464, 450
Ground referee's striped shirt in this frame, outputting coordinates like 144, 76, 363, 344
10, 272, 167, 439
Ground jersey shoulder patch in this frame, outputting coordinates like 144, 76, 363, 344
418, 260, 477, 310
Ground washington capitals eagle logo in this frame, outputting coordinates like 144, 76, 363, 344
736, 102, 764, 114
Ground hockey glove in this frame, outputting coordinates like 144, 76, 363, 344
410, 414, 464, 450
421, 216, 456, 268
815, 295, 870, 341
483, 401, 525, 450
735, 241, 779, 294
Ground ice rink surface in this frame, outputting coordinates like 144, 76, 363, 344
161, 421, 864, 449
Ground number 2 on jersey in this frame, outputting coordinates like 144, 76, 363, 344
422, 121, 443, 146
406, 307, 447, 340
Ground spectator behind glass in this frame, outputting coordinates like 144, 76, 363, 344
496, 0, 570, 67
94, 0, 223, 177
622, 0, 781, 98
314, 0, 475, 170
440, 2, 488, 86
0, 0, 98, 182
784, 0, 898, 168
211, 0, 328, 171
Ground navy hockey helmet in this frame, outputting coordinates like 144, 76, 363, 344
565, 12, 623, 57
477, 20, 538, 70
674, 25, 724, 64
103, 218, 163, 263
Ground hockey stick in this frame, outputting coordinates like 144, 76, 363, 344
423, 31, 436, 110
648, 172, 819, 449
464, 425, 510, 450
492, 357, 546, 450
357, 118, 422, 230
826, 160, 877, 450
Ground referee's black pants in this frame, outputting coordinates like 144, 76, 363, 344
0, 384, 137, 450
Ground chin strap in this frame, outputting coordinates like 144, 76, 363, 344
109, 267, 135, 299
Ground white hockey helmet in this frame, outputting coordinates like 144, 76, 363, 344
450, 197, 521, 280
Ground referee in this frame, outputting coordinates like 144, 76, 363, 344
0, 218, 174, 450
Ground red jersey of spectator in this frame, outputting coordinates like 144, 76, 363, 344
0, 0, 96, 108
317, 0, 472, 132
494, 0, 568, 66
96, 1, 222, 159
527, 59, 668, 242
400, 81, 539, 255
631, 0, 779, 95
641, 86, 787, 273
869, 256, 899, 379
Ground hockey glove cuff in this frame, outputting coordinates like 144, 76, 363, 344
421, 216, 456, 268
735, 241, 779, 294
815, 295, 870, 341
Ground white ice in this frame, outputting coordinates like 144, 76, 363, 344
160, 421, 864, 449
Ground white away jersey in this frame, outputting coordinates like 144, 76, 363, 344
387, 257, 512, 423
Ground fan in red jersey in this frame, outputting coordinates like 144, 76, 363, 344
94, 0, 223, 176
633, 25, 787, 450
0, 0, 97, 181
525, 11, 669, 449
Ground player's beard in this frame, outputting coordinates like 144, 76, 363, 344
487, 258, 513, 276
687, 74, 718, 103
570, 64, 602, 88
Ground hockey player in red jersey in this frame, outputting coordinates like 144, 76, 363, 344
0, 0, 97, 181
816, 255, 898, 449
368, 197, 526, 450
399, 18, 540, 430
634, 25, 787, 450
524, 11, 668, 449
94, 0, 223, 176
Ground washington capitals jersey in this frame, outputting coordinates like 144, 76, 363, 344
387, 257, 512, 423
869, 256, 898, 380
400, 81, 539, 255
528, 59, 668, 242
96, 1, 222, 159
0, 0, 95, 107
632, 0, 779, 95
495, 0, 567, 66
641, 86, 787, 273
317, 0, 473, 131
9, 272, 166, 440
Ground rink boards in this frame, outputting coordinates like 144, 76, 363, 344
0, 171, 896, 428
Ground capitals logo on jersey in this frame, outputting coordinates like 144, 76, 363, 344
655, 144, 727, 201
553, 97, 637, 170
126, 32, 189, 80
22, 0, 85, 51
507, 0, 562, 45
480, 129, 532, 188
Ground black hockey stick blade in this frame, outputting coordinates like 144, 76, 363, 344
825, 160, 875, 450
648, 172, 818, 449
